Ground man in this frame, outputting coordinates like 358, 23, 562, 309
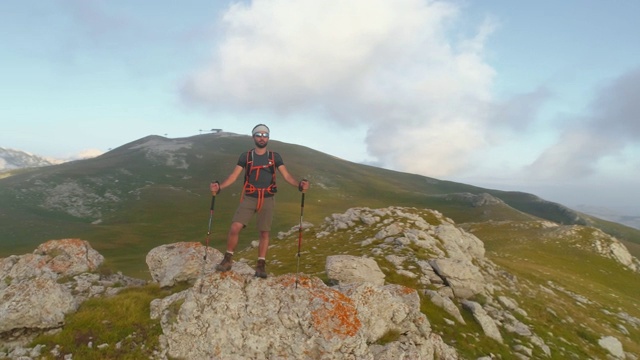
210, 124, 309, 278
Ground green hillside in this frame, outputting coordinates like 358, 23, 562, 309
1, 133, 639, 278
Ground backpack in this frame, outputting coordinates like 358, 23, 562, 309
241, 149, 277, 210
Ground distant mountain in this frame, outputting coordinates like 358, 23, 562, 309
576, 204, 640, 230
0, 147, 56, 172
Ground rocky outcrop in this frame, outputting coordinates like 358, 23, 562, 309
144, 239, 459, 359
150, 271, 458, 360
144, 197, 562, 359
549, 226, 640, 272
0, 239, 105, 338
314, 207, 555, 356
318, 207, 489, 299
0, 239, 145, 348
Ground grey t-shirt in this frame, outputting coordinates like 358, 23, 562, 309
238, 150, 284, 196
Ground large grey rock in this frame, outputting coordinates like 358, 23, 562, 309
434, 223, 485, 261
151, 272, 459, 360
33, 238, 104, 276
0, 277, 77, 333
335, 282, 427, 343
1, 254, 56, 288
461, 300, 503, 344
0, 239, 143, 345
1, 239, 104, 287
146, 242, 253, 287
425, 290, 466, 324
597, 236, 638, 272
325, 255, 386, 286
429, 258, 484, 299
598, 336, 624, 359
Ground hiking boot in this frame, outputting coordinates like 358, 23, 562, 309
216, 252, 233, 272
255, 259, 267, 278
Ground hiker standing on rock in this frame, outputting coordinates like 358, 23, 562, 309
210, 124, 309, 278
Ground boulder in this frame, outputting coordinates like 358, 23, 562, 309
425, 290, 466, 324
0, 239, 144, 344
146, 242, 252, 287
325, 255, 386, 286
335, 282, 427, 343
598, 336, 624, 359
151, 272, 459, 360
429, 258, 484, 299
434, 224, 485, 261
461, 300, 503, 344
1, 239, 104, 286
34, 239, 104, 276
0, 277, 77, 333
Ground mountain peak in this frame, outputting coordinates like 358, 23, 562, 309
0, 147, 55, 171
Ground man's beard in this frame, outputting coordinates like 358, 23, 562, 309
255, 139, 268, 149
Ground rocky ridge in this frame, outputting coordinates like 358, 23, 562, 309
1, 206, 639, 359
0, 148, 55, 173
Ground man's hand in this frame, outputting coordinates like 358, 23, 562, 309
210, 181, 220, 195
298, 179, 309, 192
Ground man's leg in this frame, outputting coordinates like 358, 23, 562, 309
255, 197, 274, 278
216, 222, 244, 272
257, 230, 270, 258
217, 199, 255, 272
226, 222, 244, 253
255, 230, 270, 278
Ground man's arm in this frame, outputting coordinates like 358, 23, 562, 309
211, 165, 244, 194
278, 165, 309, 191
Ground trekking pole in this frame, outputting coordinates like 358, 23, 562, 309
204, 184, 217, 261
295, 192, 305, 289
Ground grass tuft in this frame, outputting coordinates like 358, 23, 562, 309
30, 283, 188, 359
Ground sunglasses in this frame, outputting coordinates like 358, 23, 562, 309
254, 133, 269, 138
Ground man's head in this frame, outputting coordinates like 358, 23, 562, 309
252, 124, 270, 149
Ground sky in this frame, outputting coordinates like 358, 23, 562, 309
1, 0, 639, 215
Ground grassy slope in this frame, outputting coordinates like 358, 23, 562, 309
464, 220, 640, 358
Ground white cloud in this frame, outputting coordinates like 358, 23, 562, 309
181, 0, 503, 178
526, 67, 640, 180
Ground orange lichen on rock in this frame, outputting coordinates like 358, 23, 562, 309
273, 274, 363, 340
184, 242, 202, 249
397, 285, 416, 295
216, 270, 244, 282
37, 238, 85, 254
47, 258, 72, 274
310, 288, 362, 340
275, 274, 315, 289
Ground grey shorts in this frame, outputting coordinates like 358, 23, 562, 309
232, 196, 275, 232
